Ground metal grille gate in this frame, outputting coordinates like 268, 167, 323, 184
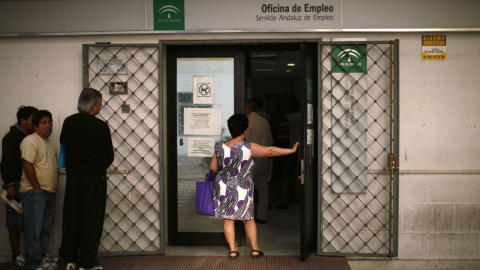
318, 41, 399, 256
82, 44, 163, 253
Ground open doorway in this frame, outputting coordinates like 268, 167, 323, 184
245, 48, 302, 255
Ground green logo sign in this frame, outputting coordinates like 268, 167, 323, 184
154, 0, 185, 30
332, 45, 367, 73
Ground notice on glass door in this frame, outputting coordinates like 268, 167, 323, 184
188, 137, 215, 157
193, 76, 215, 104
184, 108, 222, 135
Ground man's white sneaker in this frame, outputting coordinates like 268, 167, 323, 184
11, 254, 25, 268
79, 266, 102, 270
65, 263, 77, 270
41, 254, 59, 270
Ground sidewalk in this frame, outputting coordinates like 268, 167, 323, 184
0, 255, 351, 270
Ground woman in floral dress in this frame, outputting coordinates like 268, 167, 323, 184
210, 114, 298, 260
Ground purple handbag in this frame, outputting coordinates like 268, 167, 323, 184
195, 171, 216, 216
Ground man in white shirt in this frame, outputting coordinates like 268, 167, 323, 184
245, 99, 273, 223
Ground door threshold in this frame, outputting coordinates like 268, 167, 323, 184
166, 245, 300, 256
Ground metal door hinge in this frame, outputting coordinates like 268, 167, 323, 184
388, 155, 398, 171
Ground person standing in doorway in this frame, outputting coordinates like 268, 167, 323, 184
285, 99, 301, 203
59, 88, 114, 270
1, 105, 38, 268
20, 110, 59, 270
245, 99, 273, 224
267, 97, 290, 209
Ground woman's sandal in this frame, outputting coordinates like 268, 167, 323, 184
229, 251, 240, 260
251, 250, 264, 259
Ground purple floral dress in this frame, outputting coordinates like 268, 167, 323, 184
213, 141, 255, 220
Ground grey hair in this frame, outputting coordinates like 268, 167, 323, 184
77, 88, 102, 114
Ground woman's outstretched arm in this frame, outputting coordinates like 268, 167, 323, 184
251, 142, 299, 158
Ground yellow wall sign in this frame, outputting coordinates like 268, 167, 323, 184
422, 35, 446, 60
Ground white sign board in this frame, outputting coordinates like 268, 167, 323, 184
185, 0, 341, 30
184, 108, 222, 135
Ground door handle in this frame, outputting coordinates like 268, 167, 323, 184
300, 159, 305, 185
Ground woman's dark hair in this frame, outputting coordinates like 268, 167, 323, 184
16, 106, 38, 125
77, 88, 102, 114
227, 114, 249, 138
32, 110, 52, 127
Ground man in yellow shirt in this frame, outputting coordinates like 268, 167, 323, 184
20, 110, 58, 270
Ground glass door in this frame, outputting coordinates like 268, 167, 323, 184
167, 46, 245, 245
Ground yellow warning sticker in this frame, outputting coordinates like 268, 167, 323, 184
422, 35, 447, 60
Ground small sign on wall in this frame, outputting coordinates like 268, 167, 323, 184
422, 35, 446, 60
332, 44, 367, 73
98, 56, 128, 75
153, 0, 185, 30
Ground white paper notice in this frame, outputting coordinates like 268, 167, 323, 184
188, 137, 215, 157
307, 103, 313, 124
184, 108, 222, 135
193, 76, 214, 104
307, 128, 314, 145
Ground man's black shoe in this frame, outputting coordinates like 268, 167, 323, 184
255, 218, 267, 224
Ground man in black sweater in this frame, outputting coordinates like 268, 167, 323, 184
59, 88, 114, 270
1, 105, 38, 268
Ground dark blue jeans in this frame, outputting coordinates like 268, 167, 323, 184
22, 190, 56, 270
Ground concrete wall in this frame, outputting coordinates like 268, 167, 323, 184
394, 32, 480, 262
324, 32, 480, 269
0, 32, 479, 269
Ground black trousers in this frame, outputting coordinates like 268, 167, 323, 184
59, 173, 107, 269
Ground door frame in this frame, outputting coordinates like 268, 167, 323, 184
299, 42, 319, 261
162, 40, 321, 251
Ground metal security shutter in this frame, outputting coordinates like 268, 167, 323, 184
83, 44, 164, 254
318, 40, 400, 257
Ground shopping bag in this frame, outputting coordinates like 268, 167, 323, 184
195, 171, 216, 216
